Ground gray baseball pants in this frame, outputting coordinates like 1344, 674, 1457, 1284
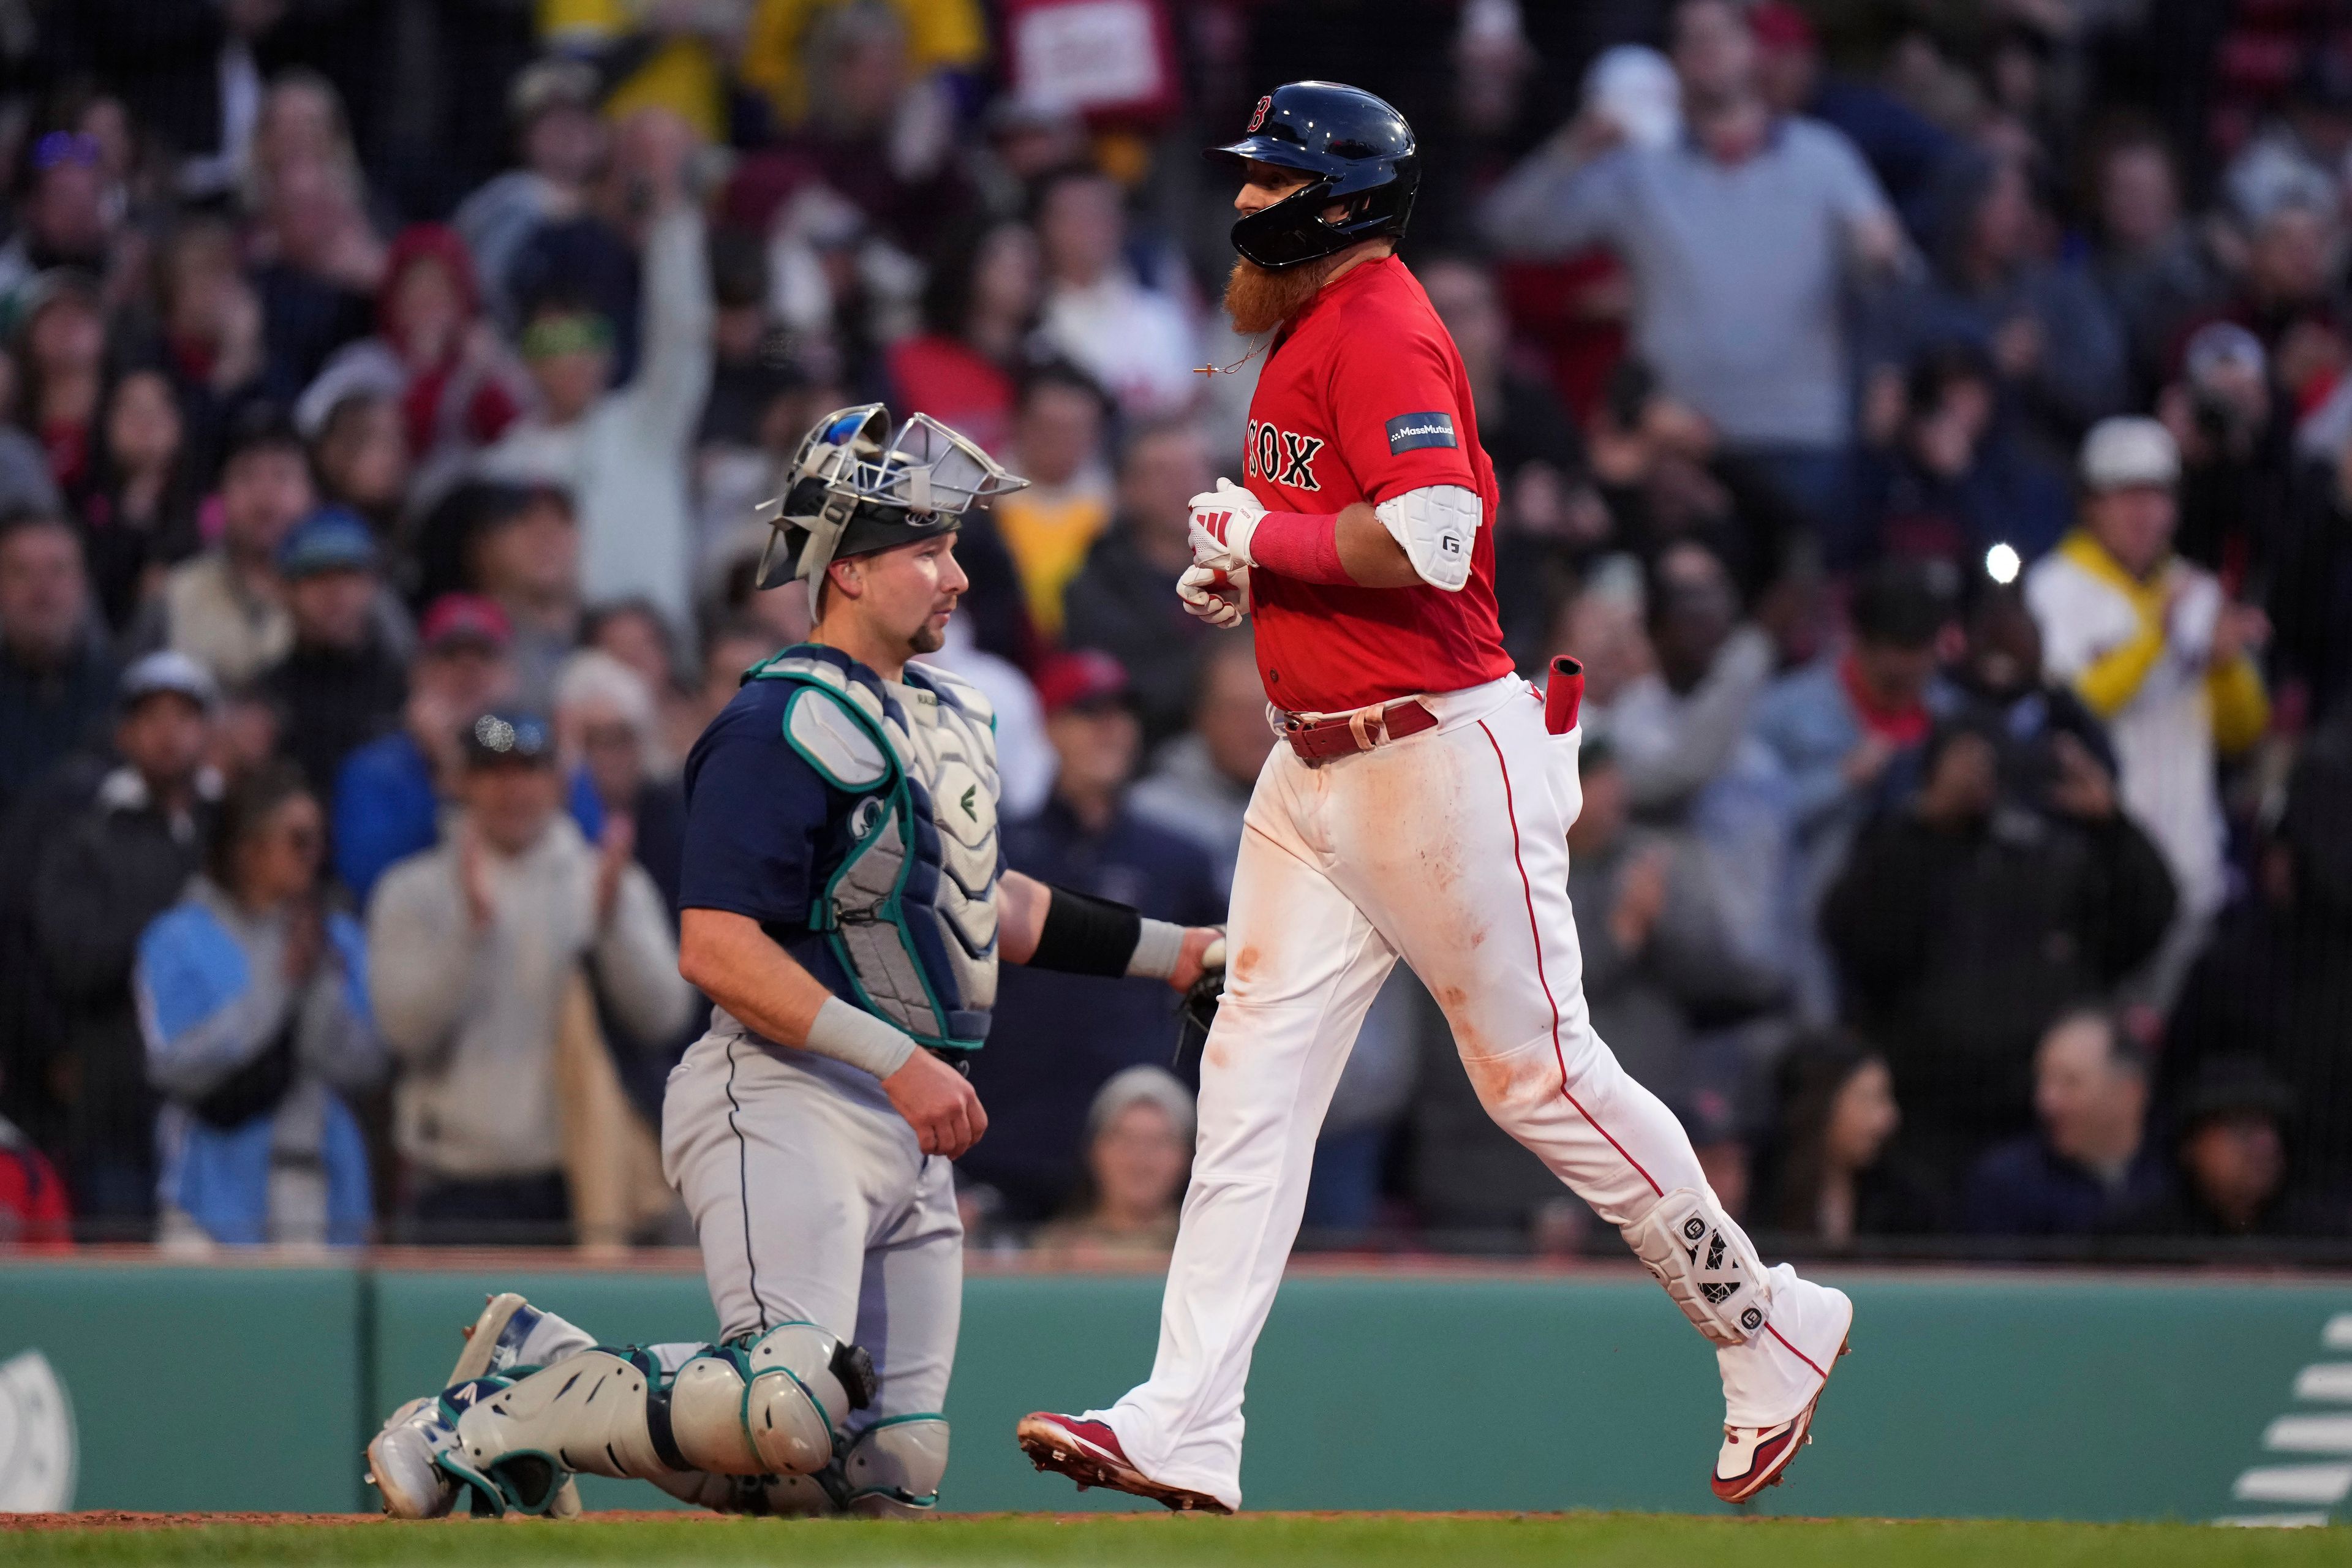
662, 1029, 963, 1429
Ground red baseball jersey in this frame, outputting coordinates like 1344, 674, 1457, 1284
1239, 255, 1513, 714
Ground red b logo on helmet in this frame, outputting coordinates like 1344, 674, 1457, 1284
1247, 96, 1271, 133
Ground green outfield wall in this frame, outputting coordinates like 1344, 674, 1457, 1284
2, 1257, 2346, 1523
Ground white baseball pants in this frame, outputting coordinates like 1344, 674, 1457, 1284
1101, 676, 1841, 1510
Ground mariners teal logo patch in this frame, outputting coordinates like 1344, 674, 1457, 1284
1385, 412, 1457, 453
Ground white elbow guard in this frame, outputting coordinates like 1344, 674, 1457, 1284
1374, 484, 1480, 591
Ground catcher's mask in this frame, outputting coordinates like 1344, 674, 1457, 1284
753, 405, 1028, 617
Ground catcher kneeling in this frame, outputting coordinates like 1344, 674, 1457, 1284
366, 407, 1221, 1518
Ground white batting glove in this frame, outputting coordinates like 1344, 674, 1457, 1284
1186, 478, 1268, 576
1177, 562, 1251, 628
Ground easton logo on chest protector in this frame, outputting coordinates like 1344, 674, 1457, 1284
1245, 419, 1324, 491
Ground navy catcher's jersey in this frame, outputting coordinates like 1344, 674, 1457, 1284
679, 673, 859, 1004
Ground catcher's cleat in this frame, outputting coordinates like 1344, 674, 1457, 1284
1711, 1336, 1852, 1504
450, 1291, 595, 1383
445, 1294, 584, 1518
366, 1396, 464, 1518
1016, 1411, 1231, 1514
450, 1293, 527, 1384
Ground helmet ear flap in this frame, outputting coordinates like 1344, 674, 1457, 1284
752, 522, 794, 592
751, 475, 853, 590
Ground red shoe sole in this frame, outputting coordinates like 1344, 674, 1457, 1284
1015, 1413, 1232, 1515
1711, 1336, 1851, 1505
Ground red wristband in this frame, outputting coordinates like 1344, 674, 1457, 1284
1248, 510, 1351, 584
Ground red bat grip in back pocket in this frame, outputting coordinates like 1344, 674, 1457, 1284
1545, 656, 1585, 736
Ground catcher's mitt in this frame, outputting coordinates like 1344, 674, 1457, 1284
1172, 932, 1227, 1068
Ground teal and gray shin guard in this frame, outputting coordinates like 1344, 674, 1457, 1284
439, 1325, 878, 1515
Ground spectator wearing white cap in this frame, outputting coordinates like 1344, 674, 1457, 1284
2024, 417, 2269, 992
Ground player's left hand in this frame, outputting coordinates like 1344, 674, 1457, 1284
1167, 926, 1227, 995
1188, 478, 1267, 575
1177, 562, 1250, 628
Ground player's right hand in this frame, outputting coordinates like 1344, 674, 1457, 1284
1186, 477, 1265, 575
881, 1049, 989, 1159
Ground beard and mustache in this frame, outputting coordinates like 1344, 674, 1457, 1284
1221, 253, 1343, 336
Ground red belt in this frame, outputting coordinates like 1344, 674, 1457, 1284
1280, 698, 1439, 762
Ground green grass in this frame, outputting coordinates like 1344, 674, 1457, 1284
4, 1513, 2344, 1567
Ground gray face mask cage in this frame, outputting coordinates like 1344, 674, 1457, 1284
752, 407, 1029, 614
869, 413, 1026, 516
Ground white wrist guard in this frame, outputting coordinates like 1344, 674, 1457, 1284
1375, 484, 1480, 592
802, 997, 918, 1079
1125, 918, 1186, 981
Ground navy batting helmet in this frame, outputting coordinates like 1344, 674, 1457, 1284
1206, 81, 1419, 270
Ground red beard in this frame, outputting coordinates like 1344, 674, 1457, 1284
1222, 255, 1338, 336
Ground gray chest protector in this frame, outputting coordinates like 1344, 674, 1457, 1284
753, 648, 1002, 1052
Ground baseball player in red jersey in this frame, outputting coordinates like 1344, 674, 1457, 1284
1017, 82, 1853, 1512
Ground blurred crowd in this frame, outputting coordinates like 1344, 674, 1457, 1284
0, 0, 2348, 1259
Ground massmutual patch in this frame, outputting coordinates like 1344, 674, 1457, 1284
1385, 412, 1458, 453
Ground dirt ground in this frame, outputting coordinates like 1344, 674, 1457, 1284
0, 1510, 727, 1531
0, 1509, 1679, 1533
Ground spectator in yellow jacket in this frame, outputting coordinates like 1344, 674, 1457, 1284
2024, 417, 2267, 996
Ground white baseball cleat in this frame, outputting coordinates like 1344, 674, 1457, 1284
1710, 1349, 1845, 1504
1712, 1284, 1855, 1504
365, 1396, 464, 1519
